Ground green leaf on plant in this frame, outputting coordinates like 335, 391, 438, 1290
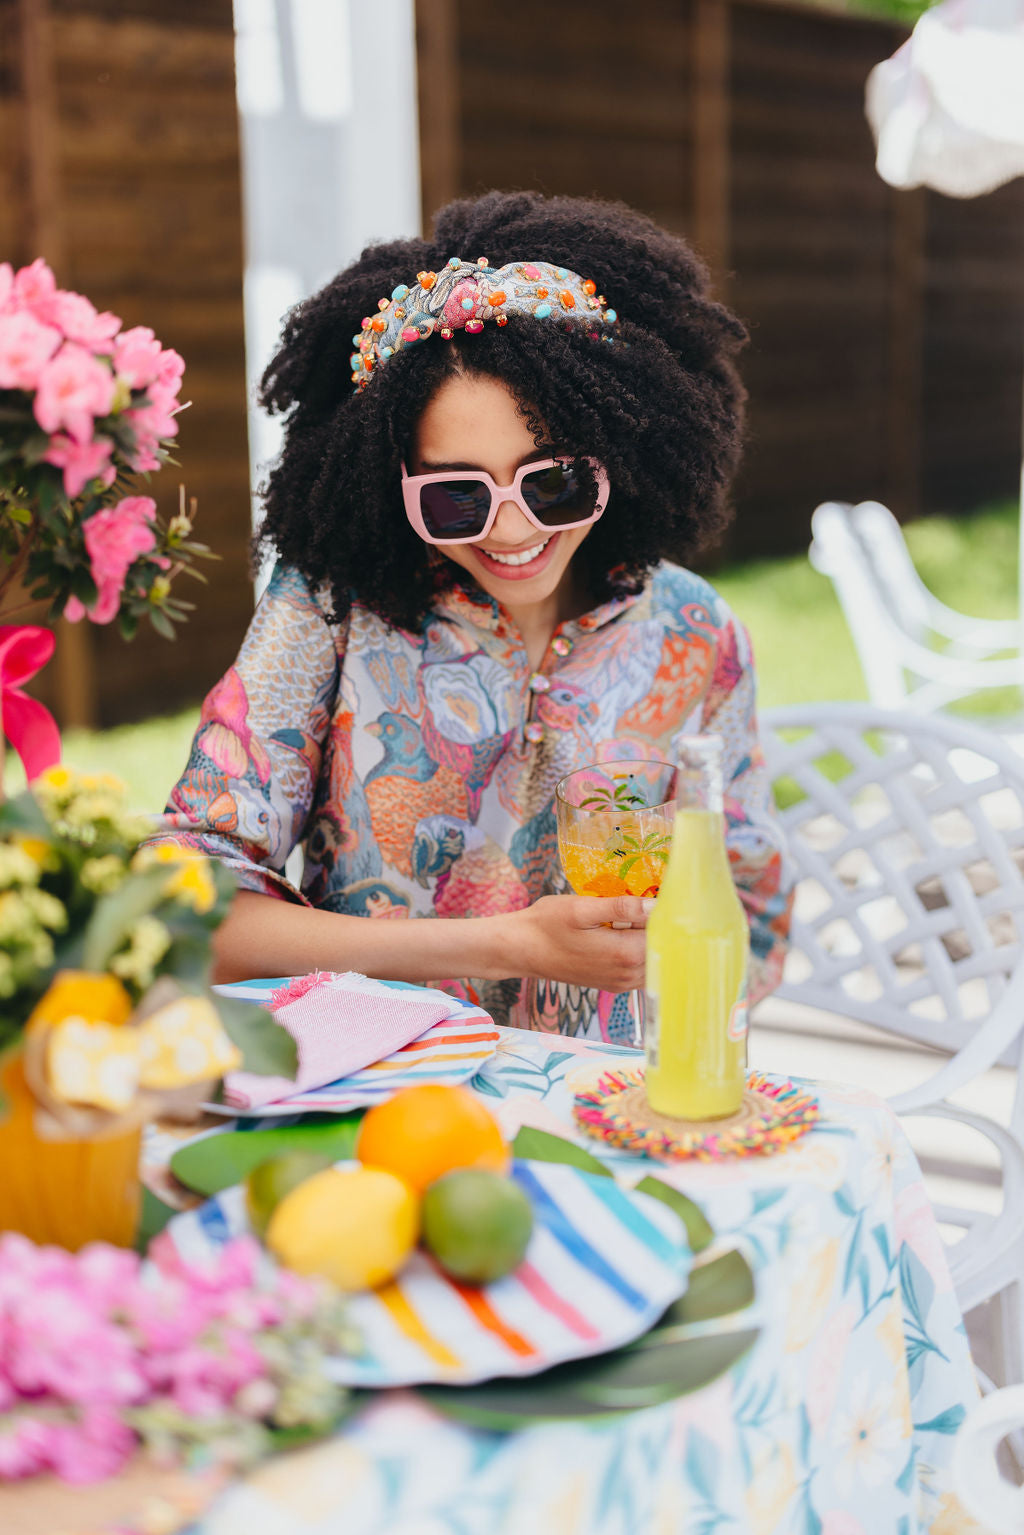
80, 866, 172, 971
213, 993, 298, 1079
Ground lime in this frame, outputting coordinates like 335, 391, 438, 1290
421, 1169, 534, 1284
266, 1165, 419, 1291
245, 1150, 336, 1237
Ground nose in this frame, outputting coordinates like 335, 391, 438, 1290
488, 498, 536, 548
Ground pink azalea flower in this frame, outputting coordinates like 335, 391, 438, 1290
113, 325, 163, 388
0, 262, 14, 311
34, 342, 115, 443
13, 256, 57, 313
0, 309, 62, 390
0, 1414, 54, 1480
8, 1286, 146, 1405
39, 290, 122, 353
156, 347, 185, 389
49, 1408, 136, 1484
64, 495, 159, 625
43, 433, 116, 499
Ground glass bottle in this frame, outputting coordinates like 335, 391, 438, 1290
644, 735, 748, 1119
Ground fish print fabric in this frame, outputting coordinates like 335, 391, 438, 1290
159, 562, 793, 1036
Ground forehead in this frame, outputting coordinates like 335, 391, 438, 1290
413, 373, 539, 466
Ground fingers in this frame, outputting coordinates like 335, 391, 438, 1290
574, 893, 656, 929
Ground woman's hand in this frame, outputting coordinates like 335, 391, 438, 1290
502, 893, 653, 993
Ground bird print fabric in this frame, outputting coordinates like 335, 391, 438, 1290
159, 562, 793, 1035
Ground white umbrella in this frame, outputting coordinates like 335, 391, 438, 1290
865, 0, 1024, 635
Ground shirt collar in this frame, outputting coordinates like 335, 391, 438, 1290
435, 574, 649, 639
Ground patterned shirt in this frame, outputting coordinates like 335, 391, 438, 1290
159, 561, 793, 1039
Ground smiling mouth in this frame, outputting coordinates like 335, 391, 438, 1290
479, 537, 551, 568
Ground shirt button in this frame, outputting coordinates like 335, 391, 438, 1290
551, 635, 573, 657
524, 721, 545, 744
529, 672, 551, 693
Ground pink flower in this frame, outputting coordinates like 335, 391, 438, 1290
13, 257, 57, 313
49, 1408, 135, 1484
39, 290, 122, 353
156, 348, 185, 390
113, 325, 163, 388
64, 495, 159, 625
0, 309, 62, 390
7, 1285, 146, 1405
43, 433, 116, 498
33, 342, 115, 443
0, 1414, 55, 1480
0, 262, 14, 312
150, 1234, 261, 1298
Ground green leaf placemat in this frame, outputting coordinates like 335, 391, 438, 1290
170, 1114, 363, 1197
423, 1125, 757, 1428
420, 1298, 759, 1430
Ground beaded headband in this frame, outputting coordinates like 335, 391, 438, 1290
350, 256, 620, 391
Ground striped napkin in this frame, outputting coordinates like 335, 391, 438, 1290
160, 1161, 692, 1386
223, 971, 462, 1111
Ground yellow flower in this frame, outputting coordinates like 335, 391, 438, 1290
110, 915, 172, 991
0, 844, 42, 889
80, 854, 128, 895
39, 765, 72, 791
169, 859, 217, 914
133, 844, 217, 914
11, 834, 54, 869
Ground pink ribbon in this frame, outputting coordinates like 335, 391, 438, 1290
0, 625, 62, 781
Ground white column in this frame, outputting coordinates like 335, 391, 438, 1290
233, 0, 421, 589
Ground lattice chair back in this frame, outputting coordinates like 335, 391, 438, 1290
761, 703, 1024, 1134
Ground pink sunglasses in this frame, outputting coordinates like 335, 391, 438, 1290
401, 457, 610, 545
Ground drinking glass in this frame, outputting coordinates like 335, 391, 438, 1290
555, 759, 676, 1045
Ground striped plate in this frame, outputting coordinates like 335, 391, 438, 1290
161, 1161, 692, 1386
206, 979, 501, 1117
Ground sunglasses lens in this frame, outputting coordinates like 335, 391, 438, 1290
419, 479, 492, 540
520, 460, 600, 527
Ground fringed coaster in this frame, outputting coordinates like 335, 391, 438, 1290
572, 1067, 820, 1161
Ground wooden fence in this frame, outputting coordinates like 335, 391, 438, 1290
1, 0, 251, 728
2, 0, 1022, 726
416, 0, 1024, 562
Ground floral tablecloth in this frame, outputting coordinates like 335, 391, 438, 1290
186, 1028, 983, 1535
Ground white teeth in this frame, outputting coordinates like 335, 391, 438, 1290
485, 539, 549, 567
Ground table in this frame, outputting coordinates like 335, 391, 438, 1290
183, 1027, 981, 1535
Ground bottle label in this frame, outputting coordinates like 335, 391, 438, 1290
727, 973, 749, 1043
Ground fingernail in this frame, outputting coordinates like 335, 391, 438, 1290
641, 898, 657, 915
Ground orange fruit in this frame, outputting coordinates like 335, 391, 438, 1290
356, 1084, 509, 1193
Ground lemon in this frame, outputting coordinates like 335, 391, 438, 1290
266, 1165, 419, 1291
245, 1150, 336, 1238
421, 1169, 534, 1284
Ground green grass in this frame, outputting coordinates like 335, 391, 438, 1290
3, 501, 1018, 811
714, 499, 1020, 713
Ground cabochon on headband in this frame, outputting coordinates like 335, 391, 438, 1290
349, 256, 620, 391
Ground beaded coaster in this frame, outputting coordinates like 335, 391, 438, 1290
572, 1068, 820, 1161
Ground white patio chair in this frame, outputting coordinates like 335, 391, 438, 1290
761, 701, 1024, 1387
809, 500, 1024, 714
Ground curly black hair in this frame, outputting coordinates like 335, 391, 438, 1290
256, 190, 748, 633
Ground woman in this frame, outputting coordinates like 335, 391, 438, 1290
160, 190, 792, 1036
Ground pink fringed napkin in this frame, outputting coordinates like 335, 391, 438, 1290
223, 971, 456, 1111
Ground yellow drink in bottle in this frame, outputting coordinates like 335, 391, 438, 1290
644, 736, 748, 1119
